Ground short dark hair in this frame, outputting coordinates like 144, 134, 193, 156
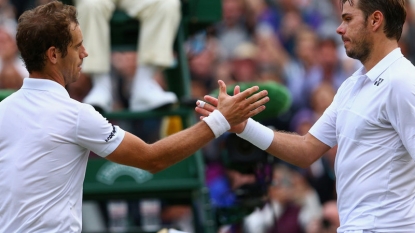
16, 1, 78, 73
340, 0, 406, 41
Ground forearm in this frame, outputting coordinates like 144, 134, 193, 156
108, 81, 268, 173
266, 132, 320, 168
148, 121, 214, 173
237, 119, 329, 168
107, 121, 215, 174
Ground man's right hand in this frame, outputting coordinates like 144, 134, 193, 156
195, 80, 269, 134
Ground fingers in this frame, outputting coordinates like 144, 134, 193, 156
245, 98, 269, 114
235, 85, 260, 100
203, 95, 218, 107
195, 107, 212, 117
246, 105, 266, 118
195, 99, 216, 118
196, 100, 206, 108
246, 90, 269, 109
197, 99, 216, 112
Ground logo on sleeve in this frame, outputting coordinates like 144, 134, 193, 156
374, 78, 384, 86
105, 126, 117, 142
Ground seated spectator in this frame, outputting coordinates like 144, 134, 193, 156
74, 0, 181, 112
306, 200, 339, 233
243, 163, 322, 233
283, 27, 321, 112
0, 0, 16, 21
215, 0, 251, 62
316, 36, 348, 91
186, 32, 220, 99
0, 19, 27, 89
230, 42, 260, 82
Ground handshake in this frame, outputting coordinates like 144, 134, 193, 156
195, 80, 289, 151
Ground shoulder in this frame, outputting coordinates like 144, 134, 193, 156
387, 58, 415, 90
77, 103, 107, 122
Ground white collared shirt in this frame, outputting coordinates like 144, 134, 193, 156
310, 48, 415, 232
0, 78, 125, 232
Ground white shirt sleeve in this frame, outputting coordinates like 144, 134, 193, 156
76, 104, 125, 157
309, 90, 340, 148
386, 70, 415, 159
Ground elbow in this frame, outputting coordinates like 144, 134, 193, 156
147, 166, 163, 174
137, 146, 167, 174
145, 160, 165, 174
296, 152, 319, 168
147, 169, 159, 175
296, 160, 314, 169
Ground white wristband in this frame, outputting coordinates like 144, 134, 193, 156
237, 118, 274, 150
203, 110, 231, 138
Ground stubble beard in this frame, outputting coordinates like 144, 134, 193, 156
345, 22, 373, 64
62, 69, 78, 86
346, 37, 372, 64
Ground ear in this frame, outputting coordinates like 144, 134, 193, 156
370, 10, 384, 32
46, 46, 59, 65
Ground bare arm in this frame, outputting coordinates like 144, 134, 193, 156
196, 92, 330, 168
265, 131, 330, 168
106, 80, 269, 173
106, 123, 214, 174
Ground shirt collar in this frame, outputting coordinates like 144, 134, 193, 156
21, 78, 70, 98
352, 48, 403, 82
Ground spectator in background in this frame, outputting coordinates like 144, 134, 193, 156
215, 0, 252, 61
187, 32, 220, 99
110, 51, 138, 110
254, 26, 289, 84
283, 27, 321, 112
230, 42, 259, 82
306, 200, 339, 233
244, 163, 322, 233
290, 166, 323, 233
257, 0, 322, 56
74, 0, 181, 112
0, 0, 16, 20
197, 1, 415, 231
0, 19, 27, 89
401, 0, 415, 64
243, 0, 270, 33
0, 3, 270, 232
316, 37, 348, 90
290, 84, 337, 205
309, 82, 336, 119
312, 0, 343, 44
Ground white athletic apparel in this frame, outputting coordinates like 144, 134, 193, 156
310, 48, 415, 232
0, 78, 125, 232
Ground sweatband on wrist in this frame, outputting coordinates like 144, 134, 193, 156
203, 110, 231, 138
237, 118, 274, 150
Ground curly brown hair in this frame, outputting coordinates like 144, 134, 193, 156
340, 0, 406, 41
16, 1, 78, 73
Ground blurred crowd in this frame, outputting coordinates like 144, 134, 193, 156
2, 0, 415, 232
191, 0, 414, 232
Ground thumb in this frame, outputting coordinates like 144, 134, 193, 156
233, 85, 240, 96
218, 80, 228, 98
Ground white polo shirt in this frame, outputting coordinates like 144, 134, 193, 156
310, 48, 415, 233
0, 78, 125, 232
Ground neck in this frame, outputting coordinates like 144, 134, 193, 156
30, 69, 65, 87
362, 38, 398, 72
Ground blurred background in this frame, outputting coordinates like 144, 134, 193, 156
1, 0, 415, 232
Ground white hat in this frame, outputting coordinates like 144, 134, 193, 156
232, 42, 258, 60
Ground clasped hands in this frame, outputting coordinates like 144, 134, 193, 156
195, 80, 269, 134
